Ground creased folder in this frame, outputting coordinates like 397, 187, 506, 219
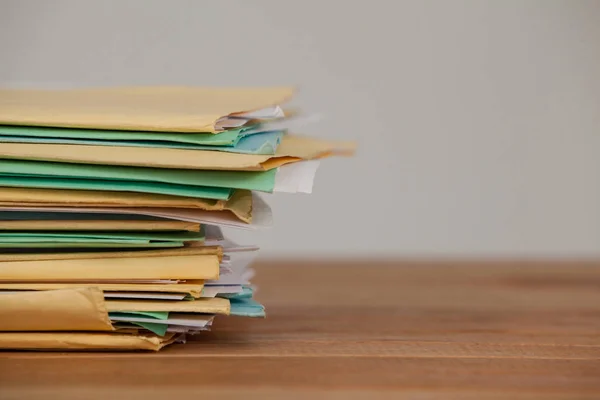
0, 86, 294, 132
0, 196, 271, 230
0, 187, 254, 223
0, 287, 113, 331
0, 134, 356, 170
0, 286, 229, 332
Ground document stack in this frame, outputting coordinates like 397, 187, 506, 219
0, 86, 355, 351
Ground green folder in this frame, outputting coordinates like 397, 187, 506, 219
0, 237, 149, 243
129, 321, 168, 336
110, 312, 170, 337
0, 175, 232, 200
110, 311, 169, 320
0, 159, 277, 196
113, 321, 168, 336
0, 229, 203, 249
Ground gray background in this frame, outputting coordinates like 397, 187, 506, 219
1, 0, 599, 258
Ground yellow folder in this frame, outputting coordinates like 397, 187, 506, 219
0, 245, 222, 262
0, 281, 205, 298
0, 187, 253, 223
0, 287, 229, 332
0, 286, 179, 350
0, 254, 220, 281
0, 134, 356, 170
0, 287, 113, 331
105, 297, 230, 314
0, 247, 215, 297
0, 86, 294, 132
0, 219, 200, 231
0, 331, 177, 351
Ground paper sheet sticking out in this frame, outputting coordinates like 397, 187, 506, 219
274, 160, 320, 194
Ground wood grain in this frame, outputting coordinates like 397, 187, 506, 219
1, 259, 599, 399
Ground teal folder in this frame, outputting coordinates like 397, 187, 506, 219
0, 159, 278, 198
0, 125, 284, 154
229, 297, 266, 317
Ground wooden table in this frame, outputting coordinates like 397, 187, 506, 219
1, 260, 599, 399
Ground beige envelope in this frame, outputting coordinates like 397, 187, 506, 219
0, 253, 220, 281
0, 188, 253, 223
0, 332, 178, 351
0, 86, 294, 132
0, 287, 113, 331
0, 219, 200, 231
0, 280, 205, 298
105, 297, 230, 314
0, 134, 357, 170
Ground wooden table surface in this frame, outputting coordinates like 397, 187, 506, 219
1, 260, 599, 399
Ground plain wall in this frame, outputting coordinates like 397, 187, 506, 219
0, 0, 599, 258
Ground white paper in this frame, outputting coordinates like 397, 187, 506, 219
274, 160, 320, 194
227, 251, 259, 272
166, 326, 210, 333
232, 105, 284, 120
244, 112, 322, 134
200, 285, 243, 298
111, 313, 214, 328
217, 239, 260, 253
220, 257, 231, 265
205, 237, 260, 253
242, 268, 256, 282
206, 272, 247, 286
167, 318, 213, 333
204, 225, 224, 241
216, 106, 285, 129
219, 265, 233, 276
129, 192, 273, 229
102, 292, 187, 300
204, 225, 259, 252
215, 118, 249, 129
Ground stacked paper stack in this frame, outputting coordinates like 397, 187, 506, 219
0, 86, 355, 351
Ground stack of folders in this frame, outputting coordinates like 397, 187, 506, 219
0, 86, 355, 351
